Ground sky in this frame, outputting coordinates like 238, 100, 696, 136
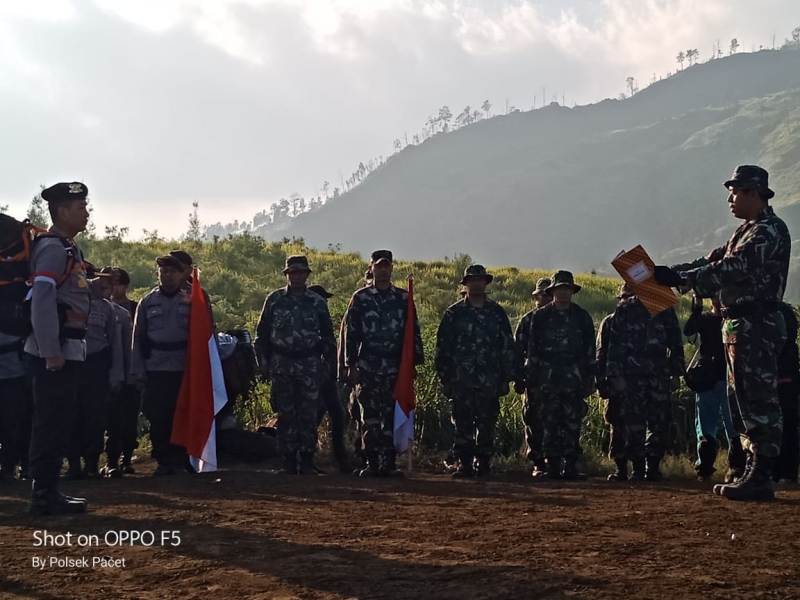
1, 0, 798, 238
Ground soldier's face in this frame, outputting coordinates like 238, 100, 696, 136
112, 282, 128, 298
286, 270, 309, 287
91, 278, 112, 299
553, 287, 573, 305
57, 199, 90, 234
465, 278, 487, 294
727, 186, 761, 219
534, 293, 552, 308
158, 265, 183, 292
372, 261, 393, 284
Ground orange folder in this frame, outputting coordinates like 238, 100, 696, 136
611, 245, 678, 316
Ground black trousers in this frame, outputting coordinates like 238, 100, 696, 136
143, 371, 186, 467
68, 349, 111, 467
106, 384, 141, 462
0, 376, 31, 473
28, 357, 81, 488
776, 383, 799, 481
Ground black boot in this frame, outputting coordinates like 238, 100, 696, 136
381, 450, 403, 478
720, 455, 775, 501
531, 459, 546, 479
280, 454, 299, 475
358, 454, 380, 478
716, 452, 753, 495
452, 454, 474, 479
645, 456, 663, 481
299, 452, 323, 475
30, 482, 87, 516
696, 436, 718, 481
630, 458, 646, 481
608, 459, 628, 482
102, 455, 123, 479
725, 437, 746, 483
562, 457, 585, 480
474, 455, 491, 478
121, 452, 136, 474
532, 456, 561, 480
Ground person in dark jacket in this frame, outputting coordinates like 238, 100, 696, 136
775, 302, 799, 484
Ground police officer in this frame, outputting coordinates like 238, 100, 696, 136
309, 284, 350, 472
254, 256, 336, 474
102, 266, 139, 477
436, 265, 516, 478
131, 254, 191, 476
527, 270, 596, 480
25, 181, 91, 515
341, 250, 423, 477
66, 265, 124, 479
514, 277, 552, 476
656, 165, 791, 501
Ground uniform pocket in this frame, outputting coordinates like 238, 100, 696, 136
146, 305, 165, 330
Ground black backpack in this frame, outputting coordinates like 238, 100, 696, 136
0, 214, 75, 337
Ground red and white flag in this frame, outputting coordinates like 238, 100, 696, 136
171, 268, 228, 473
393, 275, 417, 453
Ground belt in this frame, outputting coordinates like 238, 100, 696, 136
62, 327, 87, 340
273, 345, 321, 359
720, 301, 780, 319
149, 340, 188, 351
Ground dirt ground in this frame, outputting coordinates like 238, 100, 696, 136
2, 458, 800, 600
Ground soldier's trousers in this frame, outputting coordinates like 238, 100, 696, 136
356, 372, 396, 459
68, 349, 111, 468
143, 371, 186, 467
106, 384, 141, 463
725, 313, 785, 458
317, 378, 347, 464
540, 388, 586, 460
28, 357, 81, 488
0, 376, 30, 474
271, 367, 320, 458
450, 389, 500, 460
607, 376, 671, 461
776, 382, 799, 481
523, 387, 543, 464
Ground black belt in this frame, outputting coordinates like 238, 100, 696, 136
61, 327, 87, 340
273, 345, 321, 359
149, 340, 188, 351
0, 340, 23, 354
720, 301, 780, 319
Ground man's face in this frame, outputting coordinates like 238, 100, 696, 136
534, 293, 552, 308
372, 260, 393, 283
91, 277, 112, 299
112, 281, 129, 298
728, 186, 762, 219
552, 286, 573, 305
465, 277, 488, 295
56, 199, 90, 233
286, 269, 309, 288
158, 265, 183, 292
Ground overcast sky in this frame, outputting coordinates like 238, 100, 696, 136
2, 0, 798, 238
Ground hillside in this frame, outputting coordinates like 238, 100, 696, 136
252, 48, 800, 298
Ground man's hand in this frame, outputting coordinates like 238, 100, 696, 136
45, 356, 65, 372
653, 266, 686, 288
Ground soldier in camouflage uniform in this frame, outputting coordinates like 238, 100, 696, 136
656, 165, 791, 501
597, 282, 684, 482
527, 271, 596, 480
341, 250, 423, 477
255, 256, 336, 475
436, 265, 516, 478
514, 277, 552, 476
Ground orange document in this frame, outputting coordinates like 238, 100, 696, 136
611, 245, 678, 316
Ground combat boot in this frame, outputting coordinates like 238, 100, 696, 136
299, 453, 324, 475
121, 452, 136, 474
532, 457, 561, 480
29, 483, 87, 516
452, 454, 474, 479
562, 457, 586, 481
474, 456, 491, 478
358, 454, 380, 478
645, 456, 663, 481
715, 453, 752, 495
720, 455, 775, 501
607, 459, 628, 482
630, 458, 646, 481
530, 459, 546, 479
279, 454, 299, 475
381, 451, 404, 478
696, 437, 718, 482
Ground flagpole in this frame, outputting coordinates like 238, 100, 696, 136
406, 273, 414, 476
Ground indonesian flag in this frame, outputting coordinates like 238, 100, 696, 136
171, 268, 228, 473
393, 275, 417, 453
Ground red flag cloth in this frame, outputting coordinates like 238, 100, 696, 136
393, 275, 416, 451
171, 268, 227, 471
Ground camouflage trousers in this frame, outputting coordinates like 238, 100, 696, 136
522, 387, 544, 464
724, 312, 786, 458
606, 376, 671, 461
271, 356, 321, 458
356, 371, 397, 458
450, 388, 500, 460
539, 386, 587, 460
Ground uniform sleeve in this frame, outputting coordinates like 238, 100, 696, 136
498, 307, 517, 384
107, 304, 125, 386
526, 311, 541, 376
682, 223, 776, 297
130, 296, 148, 378
254, 293, 274, 367
605, 310, 624, 379
343, 295, 362, 369
663, 308, 685, 376
434, 308, 454, 382
596, 315, 612, 382
671, 244, 726, 272
582, 310, 597, 377
318, 300, 337, 373
514, 312, 530, 385
29, 242, 68, 358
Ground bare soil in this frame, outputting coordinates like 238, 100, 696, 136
2, 459, 800, 599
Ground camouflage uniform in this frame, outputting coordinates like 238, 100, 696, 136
341, 284, 423, 470
600, 298, 684, 468
255, 287, 336, 464
527, 302, 596, 469
674, 204, 790, 459
436, 298, 516, 468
